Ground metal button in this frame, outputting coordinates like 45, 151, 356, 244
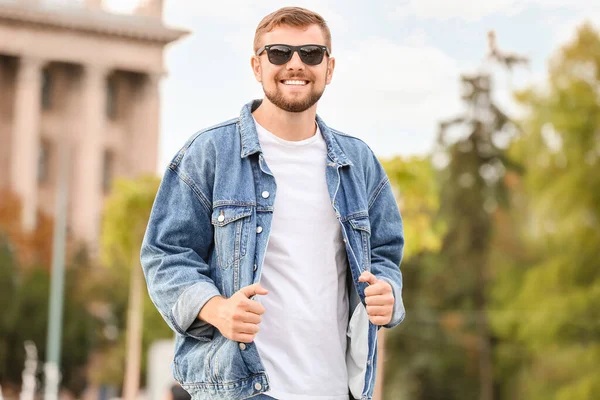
262, 191, 270, 199
239, 343, 246, 350
217, 214, 225, 222
253, 264, 257, 271
254, 383, 262, 391
256, 226, 263, 234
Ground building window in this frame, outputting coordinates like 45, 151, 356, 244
103, 150, 114, 193
41, 68, 52, 110
38, 140, 51, 183
106, 77, 117, 120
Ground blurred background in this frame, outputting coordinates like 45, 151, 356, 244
0, 1, 599, 400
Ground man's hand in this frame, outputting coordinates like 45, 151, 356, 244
199, 283, 268, 343
358, 271, 394, 326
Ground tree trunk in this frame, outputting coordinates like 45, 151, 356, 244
122, 256, 144, 400
477, 260, 493, 400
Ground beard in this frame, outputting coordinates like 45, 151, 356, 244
263, 72, 326, 113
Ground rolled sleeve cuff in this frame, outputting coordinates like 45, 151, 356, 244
170, 281, 221, 340
380, 277, 406, 329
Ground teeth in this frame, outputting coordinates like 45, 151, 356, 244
283, 80, 307, 85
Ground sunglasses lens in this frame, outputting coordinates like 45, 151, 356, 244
300, 46, 325, 65
268, 45, 292, 65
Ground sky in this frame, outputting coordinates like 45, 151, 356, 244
96, 1, 599, 170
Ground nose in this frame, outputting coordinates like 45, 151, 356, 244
286, 50, 305, 71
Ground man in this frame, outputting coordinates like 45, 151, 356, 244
141, 7, 405, 400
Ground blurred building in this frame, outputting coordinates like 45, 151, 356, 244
0, 0, 186, 249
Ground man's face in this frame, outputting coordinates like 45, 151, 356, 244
251, 24, 335, 113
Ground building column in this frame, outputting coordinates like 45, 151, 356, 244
72, 65, 107, 249
133, 72, 162, 175
135, 0, 164, 19
11, 56, 44, 233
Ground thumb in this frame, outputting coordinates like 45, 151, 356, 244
358, 270, 377, 285
239, 283, 269, 298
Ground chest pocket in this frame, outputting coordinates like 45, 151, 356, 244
211, 205, 253, 270
348, 215, 371, 272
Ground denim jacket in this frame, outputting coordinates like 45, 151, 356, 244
140, 99, 406, 400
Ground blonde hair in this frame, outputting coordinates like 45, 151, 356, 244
253, 7, 332, 54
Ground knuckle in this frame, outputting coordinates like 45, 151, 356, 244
238, 299, 250, 310
232, 321, 244, 332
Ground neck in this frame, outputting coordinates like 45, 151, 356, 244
252, 97, 317, 141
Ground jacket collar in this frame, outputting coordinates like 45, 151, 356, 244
239, 99, 353, 167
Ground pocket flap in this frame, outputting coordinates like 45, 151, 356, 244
349, 216, 371, 234
211, 205, 252, 227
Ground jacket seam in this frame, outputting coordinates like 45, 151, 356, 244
368, 177, 390, 210
171, 118, 239, 168
168, 166, 212, 214
168, 310, 187, 336
339, 211, 369, 222
181, 373, 267, 389
329, 127, 362, 141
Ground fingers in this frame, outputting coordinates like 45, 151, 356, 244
358, 271, 377, 285
364, 281, 393, 297
366, 305, 391, 316
240, 311, 262, 325
234, 322, 260, 335
239, 283, 268, 298
243, 298, 266, 315
364, 282, 394, 325
233, 333, 256, 343
219, 285, 268, 343
365, 293, 394, 306
368, 315, 392, 326
223, 311, 262, 343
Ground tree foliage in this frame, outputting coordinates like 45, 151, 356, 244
492, 23, 600, 399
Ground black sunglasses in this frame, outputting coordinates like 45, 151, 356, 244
256, 44, 331, 66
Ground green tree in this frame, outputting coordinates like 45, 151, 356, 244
492, 22, 600, 399
0, 237, 100, 397
429, 31, 529, 399
381, 156, 445, 260
380, 156, 467, 400
100, 176, 171, 399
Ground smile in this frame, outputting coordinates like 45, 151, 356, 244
281, 80, 309, 86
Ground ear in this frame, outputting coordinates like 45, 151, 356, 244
251, 55, 262, 82
325, 57, 335, 85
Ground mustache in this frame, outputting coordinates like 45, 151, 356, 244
276, 73, 312, 81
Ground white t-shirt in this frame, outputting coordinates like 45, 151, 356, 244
252, 118, 350, 400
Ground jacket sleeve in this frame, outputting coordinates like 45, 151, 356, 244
140, 166, 220, 341
368, 171, 406, 330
